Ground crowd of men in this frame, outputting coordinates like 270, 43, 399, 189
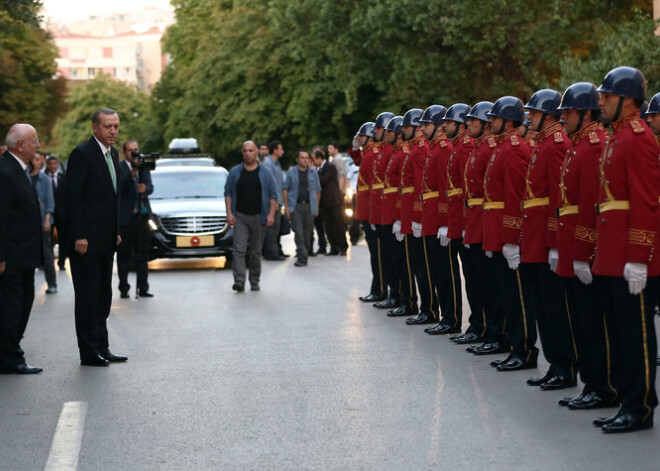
350, 66, 659, 434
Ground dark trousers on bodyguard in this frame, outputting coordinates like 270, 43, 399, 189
232, 212, 265, 286
409, 235, 438, 319
0, 268, 35, 368
376, 224, 398, 301
598, 276, 657, 420
460, 243, 487, 338
362, 221, 384, 298
263, 210, 281, 259
117, 214, 150, 295
480, 252, 508, 344
426, 237, 461, 328
398, 235, 417, 311
291, 202, 312, 264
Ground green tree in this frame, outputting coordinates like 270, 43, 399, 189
51, 75, 154, 159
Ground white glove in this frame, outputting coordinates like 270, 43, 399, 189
461, 230, 465, 238
394, 230, 404, 242
464, 243, 470, 249
437, 226, 450, 246
392, 220, 401, 234
484, 251, 493, 258
573, 260, 593, 285
502, 243, 520, 270
624, 262, 647, 295
412, 222, 422, 238
548, 248, 558, 273
370, 224, 376, 231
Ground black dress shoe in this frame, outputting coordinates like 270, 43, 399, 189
315, 248, 327, 255
387, 305, 418, 317
101, 351, 128, 362
602, 413, 653, 433
453, 332, 483, 344
81, 354, 110, 367
120, 292, 130, 299
490, 354, 513, 368
325, 250, 339, 256
359, 293, 384, 302
568, 392, 617, 410
527, 372, 553, 387
593, 411, 622, 427
138, 290, 154, 297
374, 297, 397, 309
264, 255, 286, 261
232, 282, 245, 292
294, 260, 307, 267
496, 357, 537, 371
424, 323, 460, 335
251, 283, 260, 291
279, 252, 290, 258
559, 391, 585, 407
0, 363, 43, 374
539, 376, 577, 391
406, 312, 435, 325
338, 249, 347, 256
472, 342, 511, 355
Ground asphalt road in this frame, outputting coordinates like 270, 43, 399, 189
1, 236, 660, 470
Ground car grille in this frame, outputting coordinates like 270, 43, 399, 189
159, 216, 226, 235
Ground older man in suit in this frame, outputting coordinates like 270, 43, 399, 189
0, 124, 43, 374
66, 108, 126, 367
314, 149, 348, 256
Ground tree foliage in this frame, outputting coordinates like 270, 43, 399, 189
155, 0, 659, 167
0, 0, 65, 142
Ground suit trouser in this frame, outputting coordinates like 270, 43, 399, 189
598, 276, 657, 419
461, 243, 487, 337
563, 277, 618, 400
520, 262, 576, 378
363, 221, 384, 297
377, 224, 398, 299
481, 252, 507, 343
410, 235, 438, 319
312, 211, 327, 252
70, 249, 114, 357
117, 214, 151, 294
41, 231, 57, 288
430, 238, 462, 328
398, 235, 417, 309
232, 212, 265, 285
322, 204, 348, 252
0, 268, 35, 367
53, 218, 68, 268
495, 254, 538, 362
263, 209, 281, 258
291, 202, 312, 264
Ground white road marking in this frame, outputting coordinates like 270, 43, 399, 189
44, 402, 88, 471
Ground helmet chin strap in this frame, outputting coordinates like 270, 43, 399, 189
535, 112, 547, 132
612, 96, 624, 124
477, 121, 486, 138
521, 126, 528, 138
574, 110, 587, 136
429, 123, 438, 140
449, 122, 459, 139
495, 119, 507, 135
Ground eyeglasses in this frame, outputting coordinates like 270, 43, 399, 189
20, 139, 40, 145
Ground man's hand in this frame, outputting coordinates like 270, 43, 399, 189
43, 220, 51, 233
624, 262, 647, 295
117, 235, 122, 246
285, 208, 291, 219
266, 213, 275, 226
437, 226, 450, 246
137, 183, 146, 194
227, 213, 235, 227
0, 261, 5, 276
502, 243, 520, 270
75, 239, 88, 255
573, 261, 593, 285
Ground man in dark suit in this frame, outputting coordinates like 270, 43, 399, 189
117, 140, 153, 299
313, 149, 348, 256
66, 108, 126, 367
0, 124, 44, 374
46, 155, 67, 270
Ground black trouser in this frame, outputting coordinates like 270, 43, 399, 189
263, 209, 281, 258
70, 249, 114, 358
0, 268, 35, 367
377, 224, 398, 299
53, 217, 67, 268
520, 262, 576, 377
398, 234, 417, 309
495, 255, 538, 362
117, 214, 150, 294
481, 252, 507, 343
461, 243, 487, 337
363, 221, 384, 297
426, 237, 460, 327
312, 211, 326, 253
322, 204, 348, 252
598, 276, 657, 419
409, 235, 438, 319
563, 277, 618, 400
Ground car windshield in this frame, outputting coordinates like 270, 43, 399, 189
151, 170, 227, 199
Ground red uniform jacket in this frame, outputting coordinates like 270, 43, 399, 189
399, 144, 415, 235
410, 135, 429, 225
447, 130, 474, 239
355, 143, 378, 221
521, 122, 569, 263
463, 133, 496, 245
382, 142, 404, 225
556, 122, 604, 277
593, 111, 660, 277
421, 134, 452, 237
369, 142, 391, 225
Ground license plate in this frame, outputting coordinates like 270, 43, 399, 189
175, 235, 214, 248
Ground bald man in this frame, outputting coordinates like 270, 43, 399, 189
0, 124, 43, 374
224, 141, 278, 292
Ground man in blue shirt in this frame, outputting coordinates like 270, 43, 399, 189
30, 151, 57, 294
262, 140, 286, 260
224, 141, 278, 292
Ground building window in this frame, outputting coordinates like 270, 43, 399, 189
103, 47, 113, 58
59, 47, 68, 58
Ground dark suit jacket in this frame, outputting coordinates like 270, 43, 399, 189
65, 136, 120, 254
118, 160, 153, 226
48, 171, 67, 223
0, 152, 43, 270
318, 160, 343, 208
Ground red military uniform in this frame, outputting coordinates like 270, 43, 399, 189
399, 145, 415, 235
593, 112, 660, 277
355, 143, 379, 221
369, 142, 391, 225
410, 135, 429, 226
556, 122, 604, 277
446, 130, 474, 239
520, 122, 569, 262
382, 142, 405, 225
422, 133, 452, 237
463, 133, 496, 245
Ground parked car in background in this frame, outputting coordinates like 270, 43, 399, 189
343, 155, 362, 245
156, 138, 218, 167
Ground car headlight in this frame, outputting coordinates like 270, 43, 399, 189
148, 219, 158, 231
345, 208, 354, 217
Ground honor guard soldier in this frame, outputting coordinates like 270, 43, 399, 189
371, 112, 398, 310
400, 108, 438, 326
555, 82, 618, 410
451, 101, 495, 345
477, 97, 530, 365
520, 89, 578, 387
351, 122, 385, 303
592, 66, 659, 433
383, 116, 419, 318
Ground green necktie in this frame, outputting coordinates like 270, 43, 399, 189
105, 149, 116, 193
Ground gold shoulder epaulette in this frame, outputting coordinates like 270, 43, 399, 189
510, 135, 520, 147
589, 132, 600, 144
631, 120, 645, 134
554, 131, 564, 144
440, 140, 448, 148
488, 138, 497, 148
402, 145, 409, 153
463, 135, 471, 144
